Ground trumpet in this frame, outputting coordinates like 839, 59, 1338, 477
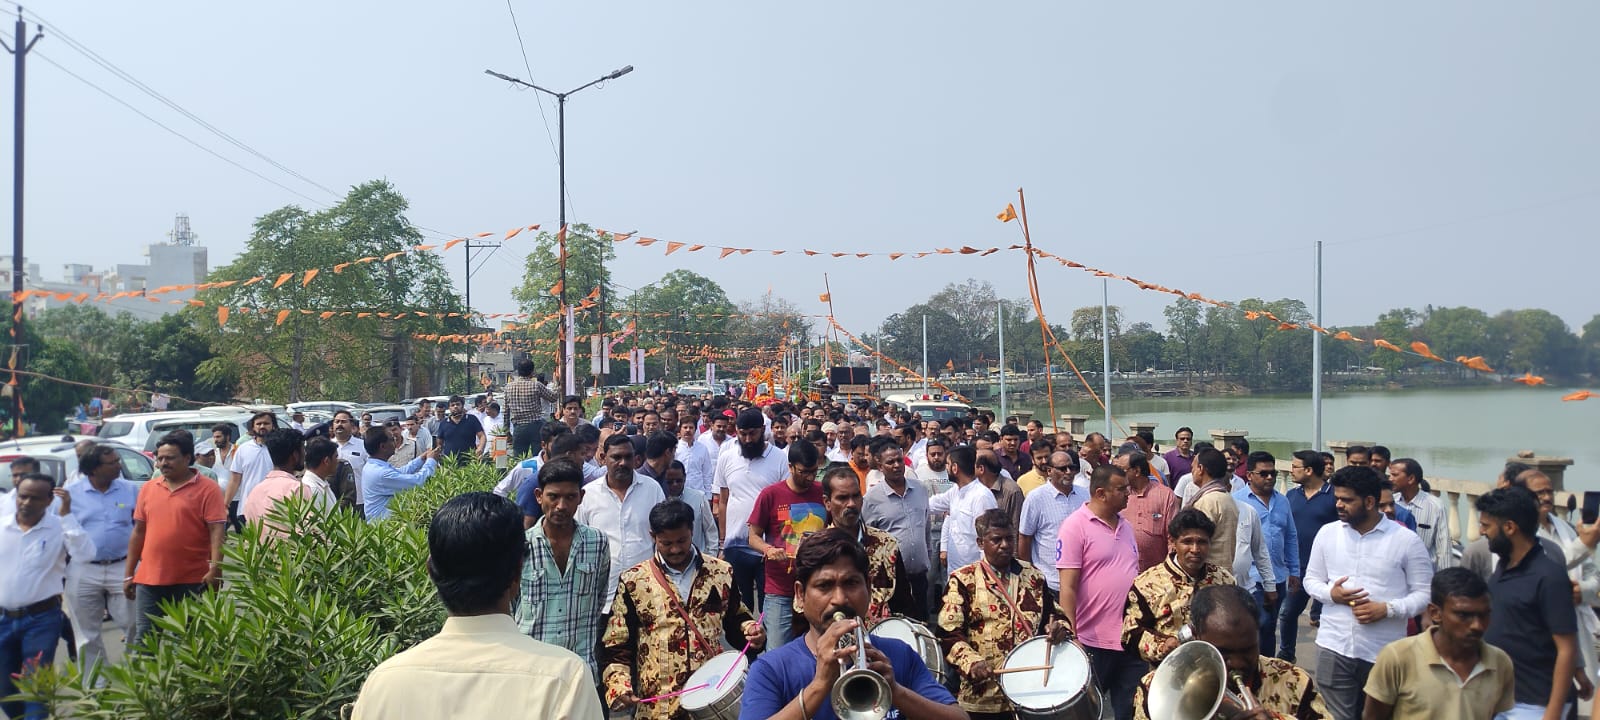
1146, 640, 1258, 719
830, 612, 892, 720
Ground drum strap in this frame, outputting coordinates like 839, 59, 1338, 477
979, 560, 1030, 638
648, 559, 715, 657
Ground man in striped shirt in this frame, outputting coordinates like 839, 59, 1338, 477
515, 458, 611, 686
1389, 459, 1452, 569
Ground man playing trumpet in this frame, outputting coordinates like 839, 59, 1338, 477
1135, 584, 1328, 720
742, 528, 965, 720
602, 500, 764, 718
937, 509, 1073, 720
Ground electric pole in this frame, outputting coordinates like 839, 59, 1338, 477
463, 237, 500, 392
2, 10, 41, 438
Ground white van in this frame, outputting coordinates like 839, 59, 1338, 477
883, 393, 973, 422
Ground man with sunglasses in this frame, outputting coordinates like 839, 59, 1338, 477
1234, 450, 1298, 663
1018, 450, 1088, 606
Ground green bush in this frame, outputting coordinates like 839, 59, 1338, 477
12, 461, 501, 718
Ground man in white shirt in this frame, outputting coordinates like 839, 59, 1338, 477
576, 434, 666, 609
301, 437, 339, 510
2, 473, 96, 720
675, 418, 713, 494
1303, 465, 1433, 720
928, 445, 998, 572
330, 410, 369, 513
226, 412, 278, 532
713, 409, 791, 613
696, 410, 736, 471
1388, 458, 1452, 569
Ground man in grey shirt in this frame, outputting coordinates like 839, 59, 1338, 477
863, 437, 934, 621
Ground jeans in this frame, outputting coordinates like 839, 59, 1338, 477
1252, 581, 1286, 660
131, 583, 205, 652
67, 561, 134, 674
761, 594, 796, 648
1084, 645, 1147, 720
0, 606, 64, 720
1315, 648, 1374, 720
1276, 583, 1311, 662
512, 419, 543, 458
725, 546, 765, 619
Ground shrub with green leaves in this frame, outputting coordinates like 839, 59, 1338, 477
12, 461, 502, 718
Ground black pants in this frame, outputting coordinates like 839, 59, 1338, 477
904, 571, 930, 622
726, 547, 765, 624
512, 419, 543, 458
131, 583, 206, 652
1084, 645, 1147, 720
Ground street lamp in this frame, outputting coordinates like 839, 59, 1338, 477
485, 64, 634, 395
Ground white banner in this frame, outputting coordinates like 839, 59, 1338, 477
602, 335, 611, 375
590, 335, 604, 376
706, 363, 716, 388
564, 306, 576, 396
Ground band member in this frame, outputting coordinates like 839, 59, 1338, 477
820, 464, 913, 621
603, 500, 765, 718
1134, 584, 1328, 720
741, 528, 965, 720
1123, 509, 1235, 664
937, 509, 1072, 719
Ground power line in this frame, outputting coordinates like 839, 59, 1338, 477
504, 0, 559, 166
22, 7, 338, 199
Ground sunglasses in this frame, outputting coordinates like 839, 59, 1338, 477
1050, 464, 1076, 472
1251, 470, 1276, 478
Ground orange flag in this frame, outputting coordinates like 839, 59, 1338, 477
549, 280, 564, 296
301, 268, 320, 287
1513, 372, 1546, 386
818, 293, 831, 303
665, 242, 685, 255
718, 248, 738, 259
1410, 341, 1442, 361
1563, 390, 1596, 402
217, 306, 230, 327
272, 273, 294, 289
1373, 339, 1401, 352
997, 203, 1018, 223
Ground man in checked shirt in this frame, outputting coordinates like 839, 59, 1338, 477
503, 357, 559, 458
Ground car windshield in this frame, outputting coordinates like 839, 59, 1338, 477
912, 405, 967, 421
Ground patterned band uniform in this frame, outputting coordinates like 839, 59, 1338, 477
859, 524, 915, 621
1122, 556, 1235, 664
936, 558, 1061, 715
602, 552, 759, 719
1134, 655, 1328, 720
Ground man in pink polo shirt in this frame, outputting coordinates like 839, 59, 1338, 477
242, 430, 315, 538
1057, 464, 1143, 720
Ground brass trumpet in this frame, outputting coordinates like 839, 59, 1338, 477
1146, 640, 1258, 719
830, 612, 892, 720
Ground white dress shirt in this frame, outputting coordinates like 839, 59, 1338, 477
1303, 517, 1434, 663
712, 443, 789, 548
575, 472, 666, 608
1394, 489, 1454, 569
1232, 499, 1278, 589
696, 432, 734, 470
0, 511, 97, 609
676, 438, 713, 494
929, 478, 999, 572
335, 436, 369, 498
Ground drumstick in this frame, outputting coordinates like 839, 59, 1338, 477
1042, 642, 1054, 685
717, 611, 764, 691
992, 664, 1054, 676
637, 684, 708, 703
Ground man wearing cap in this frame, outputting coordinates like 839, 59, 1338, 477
714, 408, 791, 618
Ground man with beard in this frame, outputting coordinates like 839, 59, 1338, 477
865, 437, 935, 621
938, 509, 1071, 720
1122, 508, 1234, 664
741, 529, 963, 720
225, 411, 278, 532
1302, 466, 1432, 720
516, 458, 611, 687
1477, 486, 1578, 720
1363, 567, 1514, 720
241, 429, 316, 536
714, 409, 791, 616
1134, 585, 1328, 720
602, 500, 763, 717
746, 437, 827, 646
821, 464, 912, 621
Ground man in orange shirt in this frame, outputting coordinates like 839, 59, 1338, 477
243, 429, 316, 537
124, 431, 227, 650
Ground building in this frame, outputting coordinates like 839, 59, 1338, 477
19, 214, 210, 321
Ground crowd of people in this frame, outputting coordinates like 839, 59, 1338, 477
0, 355, 1594, 720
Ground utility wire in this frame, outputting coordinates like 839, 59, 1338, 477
501, 0, 578, 222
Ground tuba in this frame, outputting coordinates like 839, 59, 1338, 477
1146, 640, 1259, 720
830, 612, 893, 720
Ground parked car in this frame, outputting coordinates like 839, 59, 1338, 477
0, 435, 155, 492
358, 404, 418, 424
286, 401, 362, 418
140, 413, 254, 454
97, 411, 240, 452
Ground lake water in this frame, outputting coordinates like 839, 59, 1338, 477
1016, 386, 1599, 490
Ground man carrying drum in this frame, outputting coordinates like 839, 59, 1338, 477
742, 528, 965, 720
602, 500, 765, 718
1133, 585, 1328, 720
1122, 508, 1235, 664
820, 460, 915, 621
936, 509, 1073, 719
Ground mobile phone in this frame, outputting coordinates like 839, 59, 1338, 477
1582, 491, 1600, 526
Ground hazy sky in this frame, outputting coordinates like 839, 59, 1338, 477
6, 2, 1598, 345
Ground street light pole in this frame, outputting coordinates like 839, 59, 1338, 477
485, 64, 633, 395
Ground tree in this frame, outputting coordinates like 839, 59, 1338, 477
2, 312, 93, 434
724, 293, 811, 368
878, 305, 965, 374
928, 279, 1000, 333
1488, 309, 1581, 377
197, 181, 469, 401
512, 224, 615, 359
1584, 314, 1600, 376
1120, 322, 1166, 372
1369, 308, 1420, 376
1163, 299, 1202, 373
1417, 306, 1495, 378
626, 270, 736, 381
32, 305, 145, 390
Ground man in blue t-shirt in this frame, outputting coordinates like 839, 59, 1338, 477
741, 528, 963, 720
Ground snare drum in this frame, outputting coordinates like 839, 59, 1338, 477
870, 616, 947, 685
678, 650, 747, 720
998, 636, 1101, 720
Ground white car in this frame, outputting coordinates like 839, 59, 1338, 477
0, 435, 155, 492
97, 411, 246, 453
